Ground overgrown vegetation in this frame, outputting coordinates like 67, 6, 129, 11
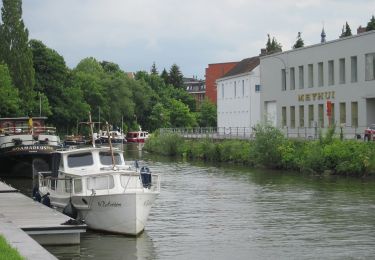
0, 235, 24, 260
144, 124, 375, 177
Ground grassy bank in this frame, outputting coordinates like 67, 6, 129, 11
144, 125, 375, 177
0, 235, 24, 260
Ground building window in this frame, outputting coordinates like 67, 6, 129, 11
351, 102, 358, 127
299, 105, 304, 127
234, 81, 237, 97
290, 67, 295, 90
242, 80, 245, 96
328, 60, 334, 86
221, 84, 224, 98
281, 69, 286, 91
318, 62, 324, 87
299, 65, 304, 89
365, 53, 375, 81
308, 64, 314, 88
329, 103, 335, 126
255, 84, 261, 92
290, 106, 295, 128
351, 56, 358, 83
308, 105, 314, 127
282, 106, 287, 127
318, 104, 324, 128
339, 58, 346, 84
340, 102, 346, 124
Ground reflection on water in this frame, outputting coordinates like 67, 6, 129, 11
44, 230, 156, 260
3, 143, 375, 259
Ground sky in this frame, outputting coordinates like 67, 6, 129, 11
10, 0, 375, 79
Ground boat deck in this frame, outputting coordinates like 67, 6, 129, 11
0, 181, 86, 245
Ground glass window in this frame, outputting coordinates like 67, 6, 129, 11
74, 179, 82, 193
330, 103, 335, 126
234, 81, 237, 97
328, 60, 335, 86
242, 80, 245, 96
299, 105, 304, 127
290, 106, 295, 128
351, 102, 358, 127
365, 53, 375, 81
282, 106, 287, 127
281, 69, 286, 91
339, 58, 346, 84
351, 56, 358, 83
340, 102, 346, 124
87, 176, 114, 190
65, 179, 72, 193
299, 66, 304, 89
255, 84, 261, 92
308, 64, 314, 88
318, 62, 324, 87
67, 153, 93, 168
308, 105, 314, 127
318, 104, 324, 128
222, 84, 224, 98
99, 152, 122, 165
290, 67, 295, 90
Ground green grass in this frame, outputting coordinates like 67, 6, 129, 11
0, 235, 24, 260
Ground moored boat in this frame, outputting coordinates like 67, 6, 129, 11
126, 130, 149, 143
37, 146, 160, 235
0, 117, 61, 177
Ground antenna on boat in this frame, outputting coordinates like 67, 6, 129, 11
106, 122, 116, 169
89, 112, 95, 148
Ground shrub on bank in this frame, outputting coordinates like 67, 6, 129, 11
144, 125, 375, 176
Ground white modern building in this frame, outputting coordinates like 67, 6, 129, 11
217, 57, 260, 135
260, 30, 375, 138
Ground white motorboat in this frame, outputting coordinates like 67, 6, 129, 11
37, 146, 160, 235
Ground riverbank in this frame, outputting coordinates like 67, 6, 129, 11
144, 125, 375, 176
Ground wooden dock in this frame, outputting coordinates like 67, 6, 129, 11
0, 181, 86, 245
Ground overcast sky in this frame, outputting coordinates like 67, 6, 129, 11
14, 0, 375, 78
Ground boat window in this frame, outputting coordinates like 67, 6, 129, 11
74, 179, 82, 193
87, 176, 114, 190
67, 152, 93, 168
99, 152, 122, 165
65, 178, 72, 193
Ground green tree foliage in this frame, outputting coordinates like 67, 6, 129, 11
168, 64, 184, 89
148, 103, 170, 131
150, 62, 158, 75
340, 22, 352, 38
197, 98, 217, 127
100, 61, 121, 73
0, 0, 35, 112
0, 63, 21, 116
160, 68, 169, 84
366, 15, 375, 31
266, 34, 282, 54
169, 99, 197, 127
293, 32, 304, 49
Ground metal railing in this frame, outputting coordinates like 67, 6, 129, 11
160, 125, 369, 140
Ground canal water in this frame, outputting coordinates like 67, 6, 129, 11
3, 143, 375, 259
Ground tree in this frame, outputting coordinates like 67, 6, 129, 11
100, 61, 121, 74
160, 68, 169, 84
148, 102, 170, 131
197, 98, 217, 127
366, 15, 375, 31
0, 63, 21, 116
168, 99, 197, 127
266, 34, 282, 54
0, 0, 35, 112
168, 64, 184, 89
340, 22, 352, 38
293, 32, 304, 49
150, 62, 158, 75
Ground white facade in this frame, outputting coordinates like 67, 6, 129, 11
217, 66, 260, 131
260, 30, 375, 137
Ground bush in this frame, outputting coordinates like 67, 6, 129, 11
144, 132, 186, 156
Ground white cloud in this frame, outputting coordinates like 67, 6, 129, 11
3, 0, 372, 78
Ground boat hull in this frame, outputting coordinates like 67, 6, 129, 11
43, 191, 158, 236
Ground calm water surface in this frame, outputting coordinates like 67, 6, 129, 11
4, 144, 375, 259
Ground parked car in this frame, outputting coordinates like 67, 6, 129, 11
364, 124, 375, 141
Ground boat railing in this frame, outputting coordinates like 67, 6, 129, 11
0, 137, 61, 149
1, 126, 57, 135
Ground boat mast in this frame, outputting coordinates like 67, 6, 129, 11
106, 122, 116, 168
89, 112, 95, 148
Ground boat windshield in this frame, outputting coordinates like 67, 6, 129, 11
67, 152, 94, 168
99, 152, 122, 165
